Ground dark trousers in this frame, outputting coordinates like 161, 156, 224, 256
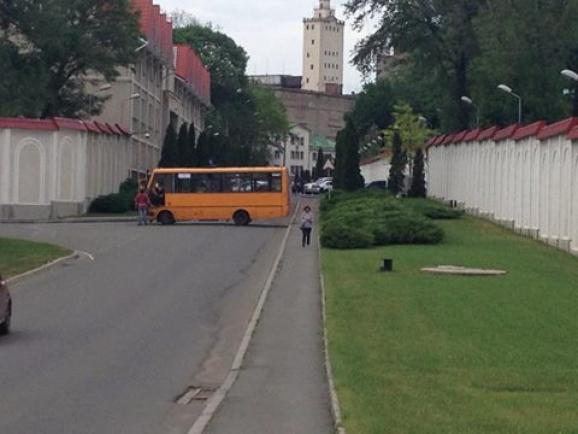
301, 228, 312, 246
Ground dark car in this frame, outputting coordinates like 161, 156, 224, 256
366, 180, 387, 190
0, 274, 12, 335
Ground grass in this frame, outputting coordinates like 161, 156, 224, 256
322, 216, 578, 434
0, 238, 71, 278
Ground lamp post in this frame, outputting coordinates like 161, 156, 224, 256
561, 69, 578, 115
121, 92, 140, 127
497, 84, 522, 124
460, 96, 480, 128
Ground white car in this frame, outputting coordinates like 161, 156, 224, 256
303, 182, 321, 194
318, 179, 333, 192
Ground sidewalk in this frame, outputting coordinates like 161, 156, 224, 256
205, 199, 334, 434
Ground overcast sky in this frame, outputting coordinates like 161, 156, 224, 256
154, 0, 373, 93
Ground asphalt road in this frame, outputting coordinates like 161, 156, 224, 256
0, 219, 287, 434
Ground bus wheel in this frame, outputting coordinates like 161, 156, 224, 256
233, 210, 250, 226
158, 211, 175, 225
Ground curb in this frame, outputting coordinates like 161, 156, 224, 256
1, 217, 136, 224
187, 200, 301, 434
6, 251, 81, 285
318, 233, 347, 434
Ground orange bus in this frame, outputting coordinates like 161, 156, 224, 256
146, 167, 291, 225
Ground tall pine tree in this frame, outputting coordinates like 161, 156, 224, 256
388, 131, 407, 195
176, 123, 189, 167
342, 120, 364, 191
195, 130, 209, 166
315, 148, 325, 179
333, 129, 346, 189
159, 122, 178, 167
408, 148, 426, 198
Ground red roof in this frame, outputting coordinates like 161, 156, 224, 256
442, 133, 457, 145
131, 0, 173, 65
0, 118, 58, 131
94, 122, 113, 134
115, 124, 130, 136
477, 126, 499, 141
537, 117, 578, 140
512, 121, 545, 141
452, 130, 468, 143
432, 135, 446, 146
52, 117, 87, 132
464, 128, 481, 142
84, 121, 101, 134
175, 44, 212, 106
493, 124, 519, 142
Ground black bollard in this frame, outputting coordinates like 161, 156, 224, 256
381, 258, 393, 272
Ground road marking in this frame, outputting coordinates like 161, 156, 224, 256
187, 201, 300, 434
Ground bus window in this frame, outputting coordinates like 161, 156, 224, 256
252, 173, 271, 192
270, 173, 282, 192
176, 173, 193, 193
223, 173, 252, 192
193, 173, 222, 193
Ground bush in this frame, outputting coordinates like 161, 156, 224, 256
88, 193, 130, 213
320, 191, 445, 249
321, 220, 375, 249
403, 199, 464, 219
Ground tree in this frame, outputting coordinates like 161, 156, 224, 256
336, 119, 364, 192
384, 103, 433, 155
408, 148, 426, 198
315, 148, 325, 179
185, 123, 197, 166
159, 122, 179, 168
388, 131, 406, 196
174, 20, 289, 166
0, 0, 140, 118
195, 131, 210, 167
345, 0, 481, 131
176, 123, 189, 166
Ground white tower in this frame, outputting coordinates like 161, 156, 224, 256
302, 0, 344, 94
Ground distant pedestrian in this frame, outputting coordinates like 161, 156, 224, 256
134, 188, 152, 226
300, 205, 314, 247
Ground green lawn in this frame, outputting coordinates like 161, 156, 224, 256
322, 216, 578, 434
0, 238, 71, 278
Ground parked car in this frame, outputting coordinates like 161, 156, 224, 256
303, 182, 321, 194
365, 180, 387, 190
318, 179, 333, 192
0, 274, 12, 335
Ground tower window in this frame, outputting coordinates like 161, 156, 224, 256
306, 25, 309, 30
310, 64, 314, 70
311, 39, 315, 45
307, 52, 310, 58
312, 25, 315, 29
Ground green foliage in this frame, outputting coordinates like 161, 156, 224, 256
0, 0, 140, 118
320, 191, 445, 249
176, 123, 191, 167
174, 21, 289, 166
88, 194, 130, 214
384, 103, 434, 154
337, 119, 365, 192
195, 130, 210, 166
408, 148, 426, 198
346, 0, 578, 131
315, 148, 325, 179
185, 123, 197, 166
388, 131, 406, 195
159, 122, 179, 167
404, 199, 465, 220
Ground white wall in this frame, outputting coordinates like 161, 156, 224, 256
361, 156, 391, 184
0, 123, 132, 219
428, 133, 578, 256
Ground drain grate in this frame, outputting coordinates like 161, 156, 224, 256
175, 386, 216, 405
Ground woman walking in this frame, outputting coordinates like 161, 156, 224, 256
300, 205, 314, 247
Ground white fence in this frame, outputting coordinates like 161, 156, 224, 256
427, 117, 578, 256
0, 117, 135, 220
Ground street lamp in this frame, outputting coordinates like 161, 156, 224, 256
121, 93, 141, 126
497, 84, 522, 123
460, 96, 480, 128
561, 69, 578, 82
135, 37, 148, 52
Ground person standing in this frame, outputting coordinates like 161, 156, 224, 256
300, 205, 314, 247
134, 188, 152, 226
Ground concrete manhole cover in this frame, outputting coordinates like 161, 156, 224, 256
421, 265, 507, 276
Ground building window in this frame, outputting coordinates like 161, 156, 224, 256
306, 25, 309, 30
307, 52, 310, 58
312, 25, 315, 29
312, 39, 315, 45
306, 78, 310, 83
311, 64, 314, 70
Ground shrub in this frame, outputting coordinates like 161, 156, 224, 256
88, 193, 130, 213
404, 199, 464, 219
321, 220, 375, 249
